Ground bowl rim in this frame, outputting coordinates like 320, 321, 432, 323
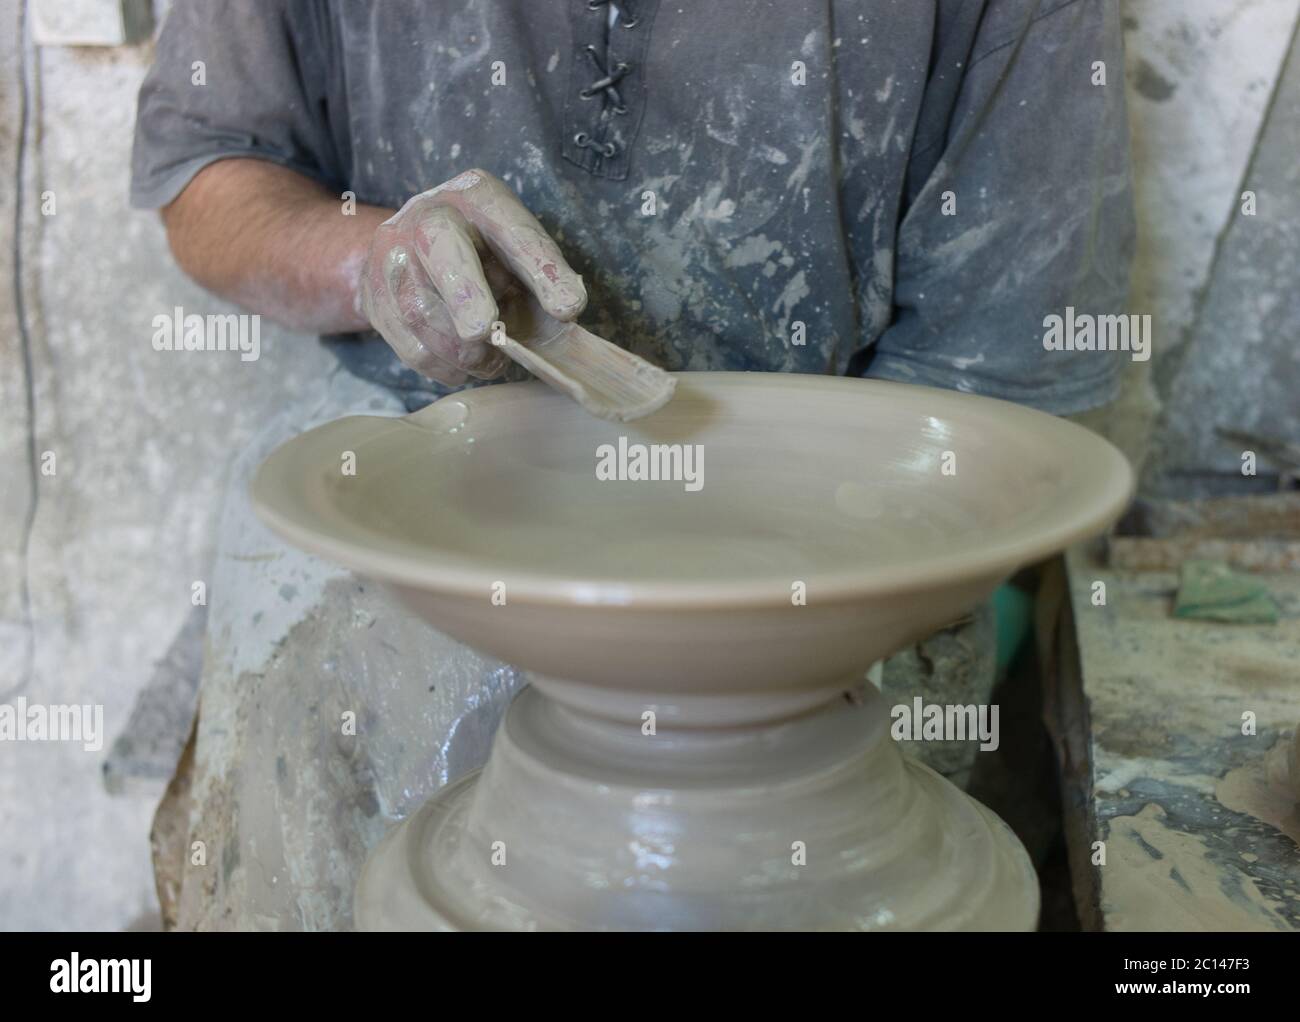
251, 372, 1135, 609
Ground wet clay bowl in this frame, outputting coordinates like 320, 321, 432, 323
251, 372, 1133, 728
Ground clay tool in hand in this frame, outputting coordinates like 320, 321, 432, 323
494, 307, 676, 422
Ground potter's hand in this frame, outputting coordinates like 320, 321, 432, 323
359, 169, 588, 386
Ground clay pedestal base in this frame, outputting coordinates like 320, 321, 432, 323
355, 682, 1039, 931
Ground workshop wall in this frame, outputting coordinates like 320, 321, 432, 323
0, 0, 332, 930
1120, 0, 1300, 495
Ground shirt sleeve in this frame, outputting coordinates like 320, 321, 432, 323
130, 0, 343, 209
863, 0, 1136, 415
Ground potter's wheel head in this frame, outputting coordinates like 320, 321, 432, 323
252, 372, 1131, 715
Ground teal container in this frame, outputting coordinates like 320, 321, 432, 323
993, 584, 1034, 675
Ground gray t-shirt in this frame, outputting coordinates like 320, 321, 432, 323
132, 0, 1134, 414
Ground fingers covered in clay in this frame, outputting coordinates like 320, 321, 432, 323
361, 168, 586, 384
360, 179, 515, 384
360, 233, 506, 385
410, 204, 498, 344
427, 169, 588, 322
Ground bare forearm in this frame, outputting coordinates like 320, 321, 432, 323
161, 158, 393, 334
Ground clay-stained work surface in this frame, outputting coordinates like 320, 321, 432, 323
1064, 546, 1300, 931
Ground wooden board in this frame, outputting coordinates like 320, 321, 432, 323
1044, 545, 1300, 931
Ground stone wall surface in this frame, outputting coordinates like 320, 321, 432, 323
1143, 7, 1300, 493
1107, 0, 1300, 474
0, 0, 331, 930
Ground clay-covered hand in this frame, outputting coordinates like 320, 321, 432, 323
359, 169, 588, 386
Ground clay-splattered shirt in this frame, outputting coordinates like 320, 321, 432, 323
132, 0, 1134, 414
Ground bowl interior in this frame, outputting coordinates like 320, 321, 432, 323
252, 373, 1133, 604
